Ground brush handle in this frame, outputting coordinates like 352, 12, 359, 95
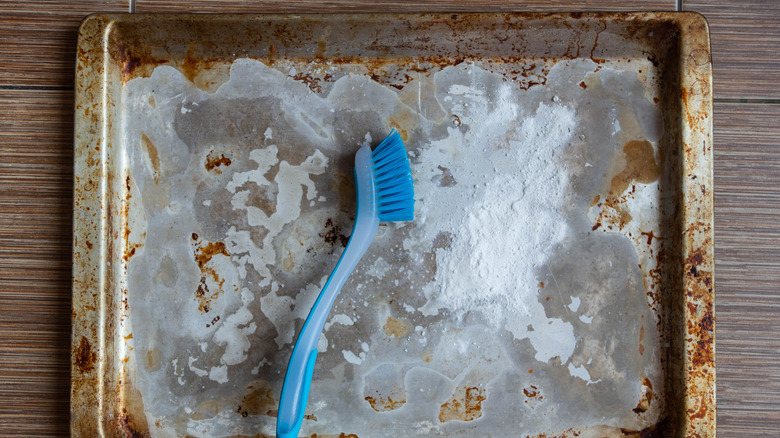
277, 146, 379, 438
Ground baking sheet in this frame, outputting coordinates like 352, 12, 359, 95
72, 13, 714, 437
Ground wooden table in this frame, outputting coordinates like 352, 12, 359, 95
1, 1, 777, 436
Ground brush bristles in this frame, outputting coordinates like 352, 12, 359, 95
372, 130, 415, 222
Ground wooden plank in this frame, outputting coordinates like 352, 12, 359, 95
0, 89, 74, 437
0, 0, 128, 87
684, 0, 780, 100
136, 0, 677, 13
714, 102, 780, 436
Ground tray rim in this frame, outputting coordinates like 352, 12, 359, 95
71, 11, 714, 437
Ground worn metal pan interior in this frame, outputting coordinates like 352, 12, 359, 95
72, 12, 714, 437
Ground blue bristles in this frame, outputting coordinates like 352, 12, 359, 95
371, 130, 415, 222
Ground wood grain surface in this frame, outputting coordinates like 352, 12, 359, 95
0, 89, 75, 436
0, 1, 128, 87
684, 0, 780, 100
134, 0, 676, 12
713, 103, 780, 436
0, 2, 778, 437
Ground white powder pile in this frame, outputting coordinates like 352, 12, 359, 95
413, 70, 577, 325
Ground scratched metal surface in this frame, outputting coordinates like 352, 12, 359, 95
71, 13, 714, 437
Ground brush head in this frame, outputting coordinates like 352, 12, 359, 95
371, 130, 415, 222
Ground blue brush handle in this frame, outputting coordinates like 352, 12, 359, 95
277, 146, 378, 438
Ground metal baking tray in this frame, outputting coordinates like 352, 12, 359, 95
72, 13, 714, 437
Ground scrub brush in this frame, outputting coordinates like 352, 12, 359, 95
276, 130, 415, 438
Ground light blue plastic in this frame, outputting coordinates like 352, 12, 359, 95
276, 131, 414, 438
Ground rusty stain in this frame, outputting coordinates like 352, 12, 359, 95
122, 55, 142, 79
195, 241, 230, 268
123, 245, 139, 262
331, 173, 356, 213
236, 380, 277, 417
315, 27, 331, 59
118, 409, 148, 438
523, 386, 539, 398
292, 72, 324, 93
320, 218, 349, 251
74, 336, 97, 373
364, 393, 406, 412
632, 377, 654, 414
192, 240, 230, 313
145, 349, 162, 372
616, 207, 633, 230
382, 316, 412, 338
687, 398, 709, 420
180, 42, 200, 83
676, 12, 715, 435
204, 149, 232, 173
195, 277, 212, 313
439, 386, 487, 423
259, 409, 318, 422
118, 378, 150, 437
591, 140, 661, 236
640, 230, 657, 245
387, 107, 418, 142
610, 140, 660, 197
121, 174, 143, 262
282, 247, 295, 272
140, 133, 161, 182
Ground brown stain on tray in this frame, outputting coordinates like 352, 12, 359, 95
145, 348, 162, 372
205, 149, 232, 173
118, 378, 151, 438
439, 386, 487, 423
387, 107, 419, 142
236, 380, 277, 417
591, 139, 661, 233
523, 384, 543, 403
382, 316, 412, 338
140, 133, 161, 182
319, 218, 349, 251
610, 140, 660, 196
632, 377, 654, 414
74, 336, 97, 373
192, 238, 231, 314
292, 72, 325, 93
365, 392, 406, 412
195, 241, 230, 268
121, 174, 144, 262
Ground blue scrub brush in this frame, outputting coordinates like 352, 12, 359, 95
276, 130, 415, 438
